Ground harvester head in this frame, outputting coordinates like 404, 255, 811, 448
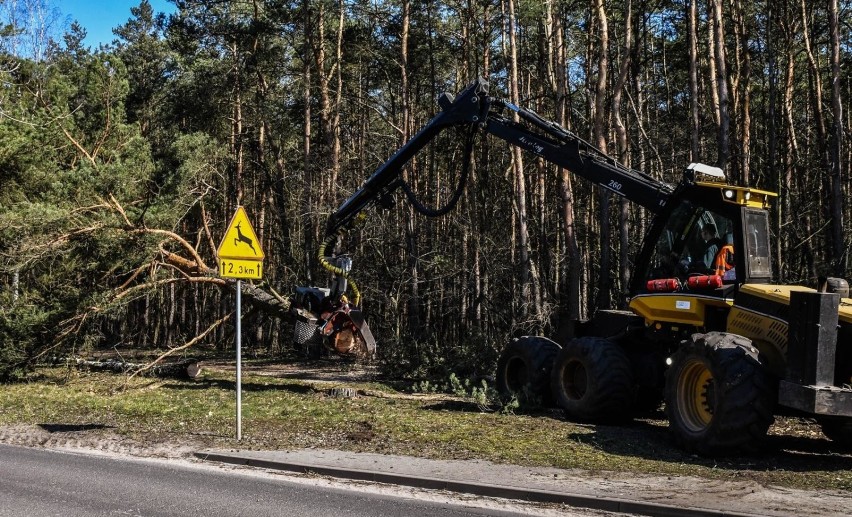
291, 286, 376, 359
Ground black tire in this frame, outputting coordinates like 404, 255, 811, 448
629, 350, 665, 414
665, 332, 775, 456
550, 337, 634, 423
819, 418, 852, 448
495, 336, 561, 407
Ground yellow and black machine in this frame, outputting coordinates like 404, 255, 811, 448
297, 79, 852, 455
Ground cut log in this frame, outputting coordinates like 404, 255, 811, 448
75, 358, 202, 380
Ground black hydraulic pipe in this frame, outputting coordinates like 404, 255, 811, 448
325, 80, 489, 236
325, 77, 675, 236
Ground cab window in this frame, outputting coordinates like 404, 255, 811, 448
743, 208, 772, 280
647, 202, 735, 283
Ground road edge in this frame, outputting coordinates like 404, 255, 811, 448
194, 450, 761, 517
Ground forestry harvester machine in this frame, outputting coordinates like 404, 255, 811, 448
294, 78, 852, 455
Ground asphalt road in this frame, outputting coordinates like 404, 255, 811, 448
0, 444, 578, 517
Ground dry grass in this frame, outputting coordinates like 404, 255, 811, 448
1, 364, 850, 491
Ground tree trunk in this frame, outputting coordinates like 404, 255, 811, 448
332, 0, 344, 196
613, 0, 633, 299
75, 358, 202, 381
400, 0, 421, 335
707, 2, 721, 131
507, 0, 539, 323
800, 0, 828, 155
302, 0, 314, 284
593, 0, 610, 310
799, 0, 831, 271
311, 1, 343, 207
828, 0, 845, 274
231, 38, 244, 206
710, 0, 730, 171
732, 0, 751, 185
548, 2, 582, 322
782, 11, 803, 280
688, 0, 700, 162
766, 1, 781, 279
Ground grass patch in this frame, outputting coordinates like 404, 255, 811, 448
1, 366, 850, 491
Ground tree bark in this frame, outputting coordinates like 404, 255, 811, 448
732, 0, 751, 185
507, 0, 540, 323
231, 38, 244, 206
75, 358, 202, 380
613, 0, 633, 299
710, 0, 730, 171
688, 0, 701, 162
399, 0, 421, 334
554, 8, 584, 320
828, 0, 845, 274
302, 0, 314, 284
593, 0, 610, 310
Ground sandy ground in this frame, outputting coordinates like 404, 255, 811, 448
4, 359, 852, 516
0, 423, 198, 459
1, 422, 851, 517
0, 424, 625, 517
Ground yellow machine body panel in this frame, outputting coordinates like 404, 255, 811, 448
735, 284, 852, 323
629, 293, 733, 327
694, 181, 777, 209
726, 284, 852, 374
630, 284, 852, 376
737, 284, 812, 303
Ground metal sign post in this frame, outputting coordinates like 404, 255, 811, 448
236, 279, 242, 441
216, 206, 264, 442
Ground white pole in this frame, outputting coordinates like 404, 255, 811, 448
236, 279, 242, 441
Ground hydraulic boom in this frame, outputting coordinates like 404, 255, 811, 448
326, 78, 675, 237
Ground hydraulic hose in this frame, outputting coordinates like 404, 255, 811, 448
398, 124, 476, 217
318, 233, 361, 307
319, 124, 476, 307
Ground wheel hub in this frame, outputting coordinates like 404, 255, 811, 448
701, 379, 715, 416
563, 360, 588, 400
506, 357, 528, 392
677, 359, 715, 432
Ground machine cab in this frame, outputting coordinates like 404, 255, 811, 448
632, 182, 776, 297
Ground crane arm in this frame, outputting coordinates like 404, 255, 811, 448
482, 100, 674, 211
303, 78, 678, 356
325, 78, 674, 237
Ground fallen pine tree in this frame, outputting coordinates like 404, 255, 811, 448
74, 358, 202, 381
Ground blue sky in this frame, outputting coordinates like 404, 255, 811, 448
58, 0, 176, 48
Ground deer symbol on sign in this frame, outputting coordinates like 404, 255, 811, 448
234, 222, 257, 255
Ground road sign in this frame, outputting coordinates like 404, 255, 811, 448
219, 258, 263, 279
215, 206, 267, 442
217, 206, 265, 260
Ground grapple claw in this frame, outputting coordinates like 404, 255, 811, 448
319, 302, 376, 358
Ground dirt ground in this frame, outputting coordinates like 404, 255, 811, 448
1, 420, 851, 517
2, 359, 851, 517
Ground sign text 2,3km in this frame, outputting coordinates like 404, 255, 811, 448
217, 207, 264, 280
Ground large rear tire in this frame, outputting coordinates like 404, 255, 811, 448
818, 418, 852, 449
550, 337, 634, 423
665, 332, 775, 456
495, 336, 560, 407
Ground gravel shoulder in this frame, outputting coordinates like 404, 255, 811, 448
0, 420, 850, 517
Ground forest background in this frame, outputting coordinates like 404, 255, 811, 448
0, 0, 850, 382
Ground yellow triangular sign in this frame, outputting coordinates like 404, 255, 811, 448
217, 206, 265, 260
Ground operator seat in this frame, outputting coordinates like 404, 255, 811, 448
713, 233, 735, 278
